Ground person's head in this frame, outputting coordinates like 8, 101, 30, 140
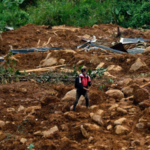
81, 68, 87, 76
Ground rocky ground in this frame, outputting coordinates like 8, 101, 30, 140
1, 24, 150, 150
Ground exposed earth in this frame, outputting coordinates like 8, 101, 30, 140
1, 24, 150, 150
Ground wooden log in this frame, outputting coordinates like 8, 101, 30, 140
20, 64, 66, 73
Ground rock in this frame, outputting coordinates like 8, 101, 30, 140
61, 124, 68, 131
148, 145, 150, 149
133, 87, 149, 104
30, 79, 36, 83
90, 105, 99, 110
20, 138, 27, 144
84, 123, 100, 130
40, 96, 59, 107
126, 59, 131, 63
88, 136, 94, 143
117, 107, 127, 114
24, 106, 41, 115
40, 57, 57, 67
136, 123, 144, 129
0, 121, 5, 128
19, 88, 27, 93
122, 86, 133, 96
7, 108, 15, 112
129, 58, 147, 71
96, 109, 104, 116
133, 140, 140, 146
0, 132, 6, 141
106, 89, 124, 100
18, 105, 25, 112
104, 71, 116, 78
62, 89, 85, 105
115, 125, 129, 134
90, 113, 103, 126
77, 60, 84, 65
114, 118, 126, 125
143, 46, 150, 54
107, 125, 112, 130
96, 62, 105, 69
108, 104, 119, 111
107, 65, 122, 72
139, 100, 150, 109
123, 78, 132, 85
43, 126, 59, 138
81, 125, 89, 138
64, 112, 76, 121
34, 131, 43, 136
59, 59, 65, 65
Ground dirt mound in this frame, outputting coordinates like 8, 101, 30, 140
1, 23, 150, 56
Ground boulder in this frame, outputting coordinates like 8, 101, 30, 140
64, 112, 76, 121
43, 126, 59, 138
104, 71, 116, 78
117, 107, 127, 114
0, 133, 6, 141
136, 123, 144, 129
19, 88, 27, 93
40, 57, 57, 67
96, 62, 105, 69
24, 106, 41, 115
84, 123, 100, 130
107, 65, 122, 72
81, 125, 89, 138
123, 78, 132, 85
143, 46, 150, 54
133, 87, 149, 104
7, 108, 15, 112
77, 60, 84, 65
20, 138, 27, 144
62, 89, 85, 105
129, 58, 147, 71
107, 125, 112, 130
0, 121, 5, 127
96, 109, 104, 116
34, 131, 43, 136
90, 113, 103, 126
88, 136, 94, 143
122, 86, 133, 96
108, 104, 119, 111
59, 59, 65, 65
114, 118, 127, 125
105, 89, 124, 100
18, 105, 25, 112
40, 96, 59, 107
115, 125, 129, 134
90, 105, 99, 110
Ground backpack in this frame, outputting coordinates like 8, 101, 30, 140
75, 76, 88, 88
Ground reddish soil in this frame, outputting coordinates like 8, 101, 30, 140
1, 24, 150, 149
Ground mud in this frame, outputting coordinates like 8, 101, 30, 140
1, 24, 150, 149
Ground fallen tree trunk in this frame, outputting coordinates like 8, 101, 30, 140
20, 65, 66, 73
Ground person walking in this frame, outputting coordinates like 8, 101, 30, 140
73, 67, 91, 111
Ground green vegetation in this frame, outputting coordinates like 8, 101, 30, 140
0, 0, 150, 30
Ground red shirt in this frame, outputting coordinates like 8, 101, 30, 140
79, 74, 91, 87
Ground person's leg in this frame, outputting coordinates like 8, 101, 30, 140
73, 91, 81, 111
85, 92, 89, 108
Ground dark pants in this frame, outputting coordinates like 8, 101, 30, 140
73, 91, 89, 111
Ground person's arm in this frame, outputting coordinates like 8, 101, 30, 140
88, 76, 91, 86
78, 77, 83, 89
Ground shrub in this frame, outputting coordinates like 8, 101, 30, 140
0, 0, 29, 31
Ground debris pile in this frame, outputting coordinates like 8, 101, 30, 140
0, 24, 150, 149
